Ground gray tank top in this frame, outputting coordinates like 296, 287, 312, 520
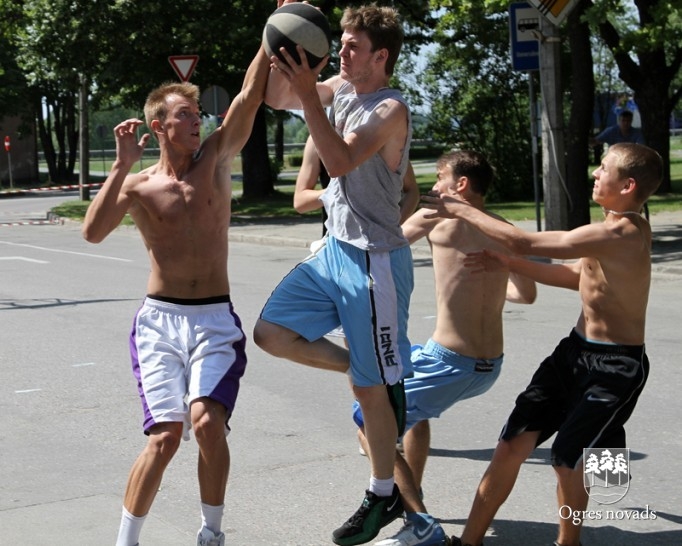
320, 82, 412, 251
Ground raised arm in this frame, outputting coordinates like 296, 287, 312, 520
214, 46, 271, 162
263, 4, 334, 112
82, 119, 149, 243
265, 66, 335, 111
268, 45, 406, 178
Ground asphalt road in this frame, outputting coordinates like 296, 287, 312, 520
1, 206, 681, 545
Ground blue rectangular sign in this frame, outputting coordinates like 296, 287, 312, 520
510, 2, 540, 71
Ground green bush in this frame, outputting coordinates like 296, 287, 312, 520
287, 152, 303, 168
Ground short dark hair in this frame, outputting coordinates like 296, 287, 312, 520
618, 110, 634, 120
436, 150, 495, 196
608, 143, 662, 202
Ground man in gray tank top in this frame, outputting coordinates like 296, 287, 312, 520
255, 4, 422, 545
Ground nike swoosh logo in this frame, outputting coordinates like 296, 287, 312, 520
587, 394, 611, 402
385, 496, 400, 513
413, 525, 436, 540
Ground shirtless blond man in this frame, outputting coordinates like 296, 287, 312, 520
82, 42, 270, 546
421, 143, 663, 546
353, 150, 536, 546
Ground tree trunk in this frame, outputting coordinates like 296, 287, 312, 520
565, 0, 594, 229
241, 106, 274, 199
275, 115, 284, 165
636, 80, 672, 193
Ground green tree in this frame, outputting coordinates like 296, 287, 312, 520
410, 4, 534, 201
587, 0, 682, 193
0, 0, 276, 193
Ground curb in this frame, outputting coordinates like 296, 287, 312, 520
227, 230, 680, 278
0, 211, 64, 227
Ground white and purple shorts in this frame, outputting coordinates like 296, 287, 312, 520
130, 295, 247, 440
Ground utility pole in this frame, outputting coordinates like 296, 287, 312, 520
538, 17, 568, 230
79, 74, 90, 201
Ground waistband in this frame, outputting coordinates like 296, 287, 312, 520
145, 294, 230, 306
570, 328, 645, 357
422, 338, 503, 370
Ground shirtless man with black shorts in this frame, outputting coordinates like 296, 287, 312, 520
422, 143, 663, 546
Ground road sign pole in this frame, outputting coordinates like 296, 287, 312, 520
4, 136, 13, 189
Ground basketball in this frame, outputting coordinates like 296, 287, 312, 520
263, 3, 331, 68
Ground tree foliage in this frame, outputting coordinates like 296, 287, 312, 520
403, 0, 681, 208
0, 0, 275, 188
586, 0, 682, 192
405, 3, 534, 201
1, 0, 680, 206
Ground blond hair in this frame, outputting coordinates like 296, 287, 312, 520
143, 81, 200, 134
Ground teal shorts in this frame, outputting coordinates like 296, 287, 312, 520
260, 236, 413, 387
353, 339, 502, 432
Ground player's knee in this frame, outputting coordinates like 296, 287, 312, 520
191, 400, 227, 447
147, 425, 182, 462
553, 463, 581, 481
494, 436, 534, 465
409, 419, 429, 441
193, 415, 225, 449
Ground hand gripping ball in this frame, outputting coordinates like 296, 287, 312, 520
263, 3, 331, 68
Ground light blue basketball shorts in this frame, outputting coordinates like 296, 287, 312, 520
353, 338, 503, 432
259, 236, 413, 387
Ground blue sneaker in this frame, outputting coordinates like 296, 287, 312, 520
374, 513, 447, 546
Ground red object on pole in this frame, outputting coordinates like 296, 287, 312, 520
4, 136, 9, 152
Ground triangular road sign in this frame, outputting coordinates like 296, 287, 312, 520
168, 55, 199, 82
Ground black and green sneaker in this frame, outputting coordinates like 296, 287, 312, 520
331, 485, 404, 546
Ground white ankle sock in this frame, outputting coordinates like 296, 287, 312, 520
116, 507, 146, 546
369, 476, 394, 497
200, 502, 225, 533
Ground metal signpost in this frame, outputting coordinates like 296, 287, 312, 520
4, 136, 14, 189
509, 2, 541, 231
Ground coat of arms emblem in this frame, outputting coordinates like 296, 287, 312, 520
583, 448, 630, 505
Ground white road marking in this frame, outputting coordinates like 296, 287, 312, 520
0, 240, 133, 262
0, 256, 49, 263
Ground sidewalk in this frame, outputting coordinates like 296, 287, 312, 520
229, 210, 682, 277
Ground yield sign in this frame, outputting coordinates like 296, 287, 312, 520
168, 55, 199, 82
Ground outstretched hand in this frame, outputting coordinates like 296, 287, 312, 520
464, 249, 510, 274
114, 119, 150, 165
420, 192, 468, 219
